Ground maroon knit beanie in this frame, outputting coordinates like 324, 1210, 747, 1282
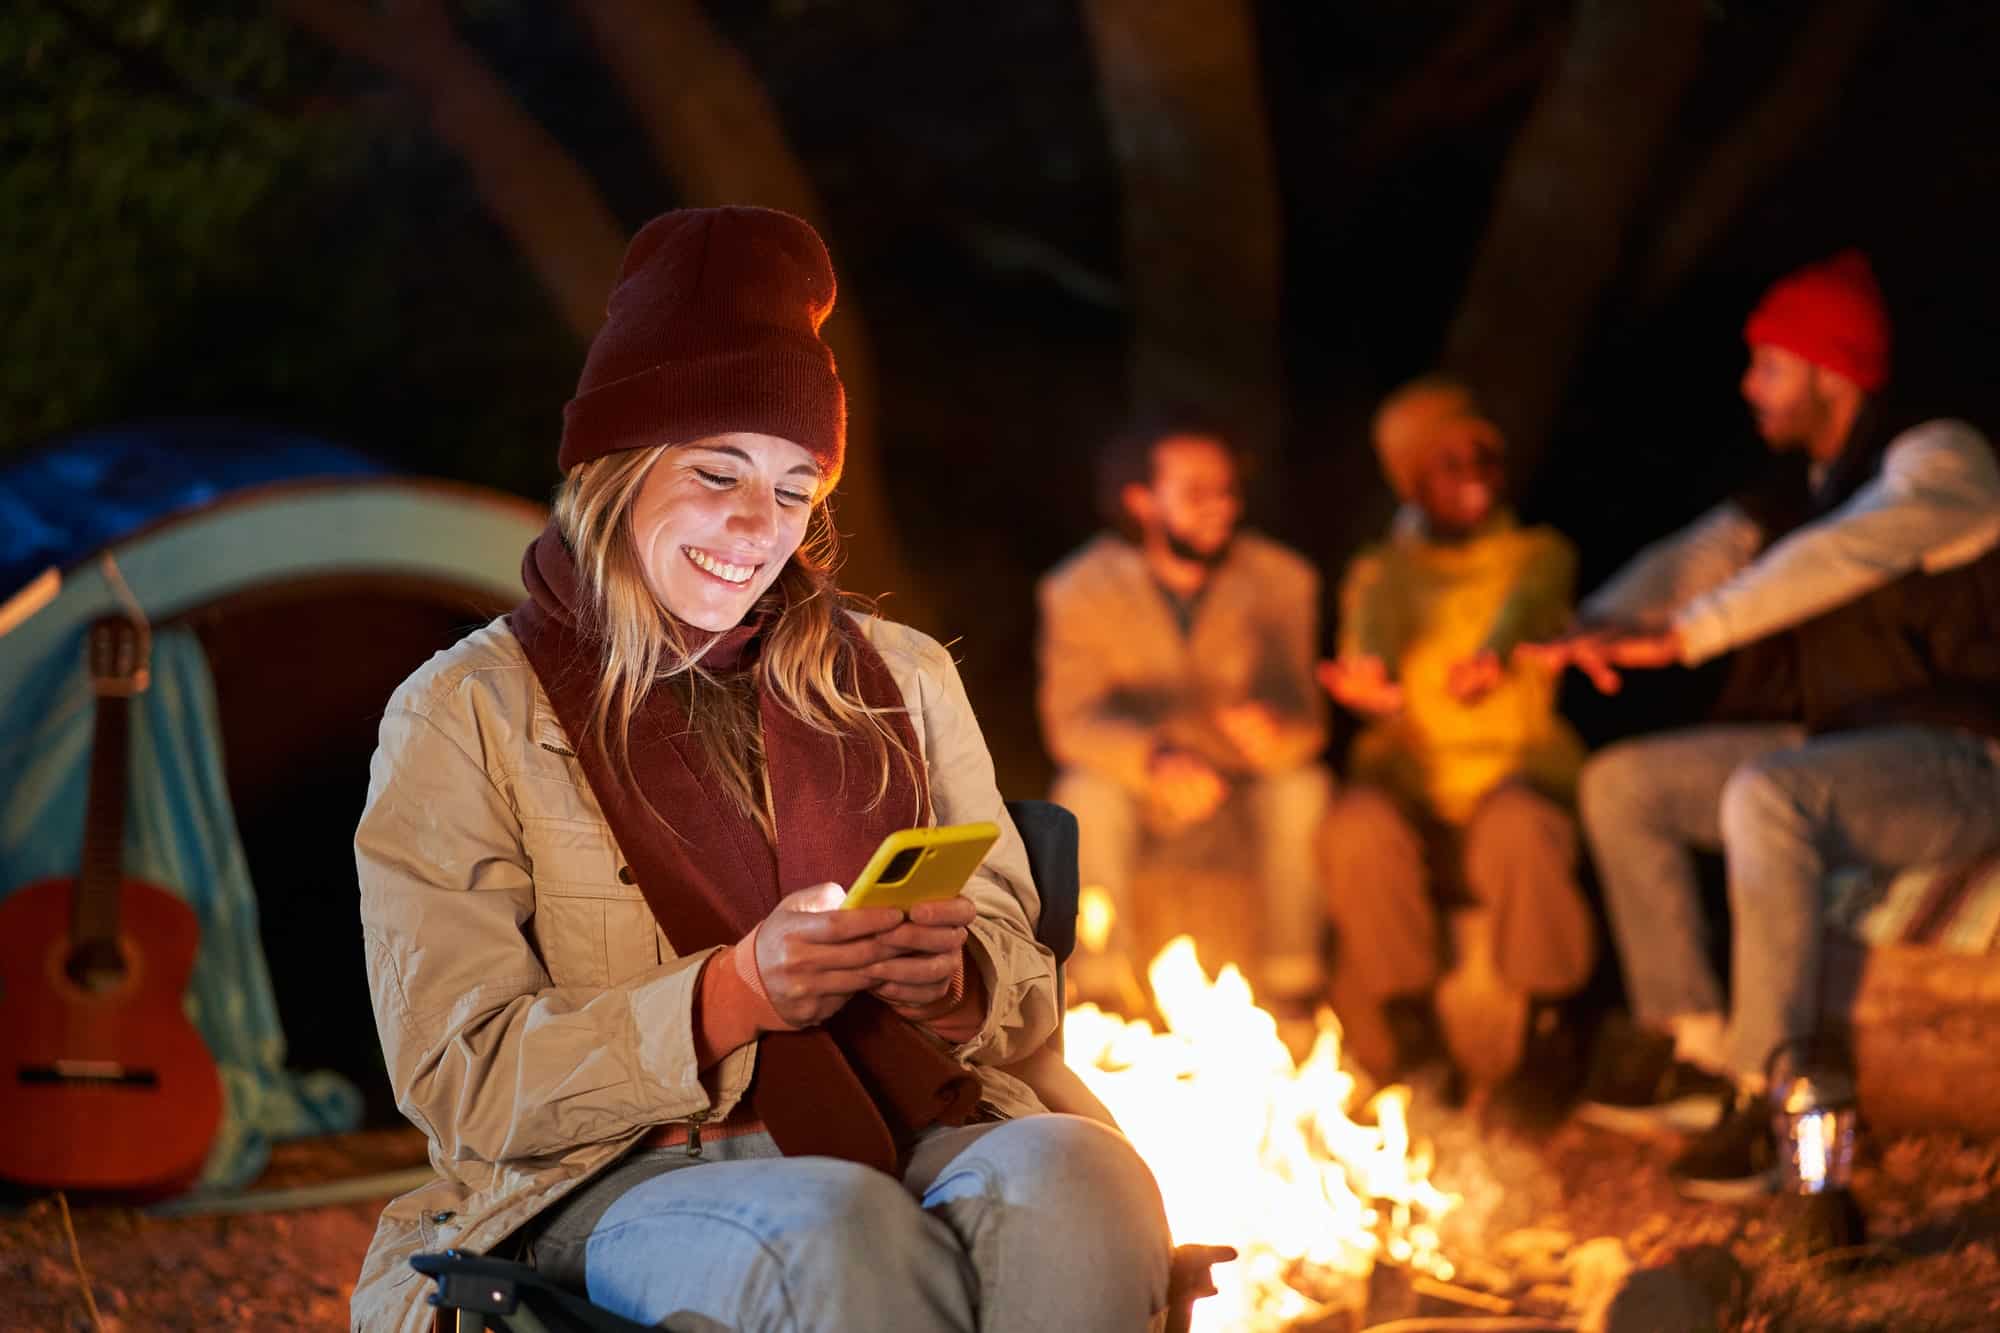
1742, 249, 1891, 393
558, 207, 847, 484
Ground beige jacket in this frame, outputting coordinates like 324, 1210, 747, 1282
1037, 531, 1328, 791
351, 614, 1059, 1332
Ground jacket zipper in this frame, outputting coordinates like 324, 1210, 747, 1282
684, 1108, 709, 1159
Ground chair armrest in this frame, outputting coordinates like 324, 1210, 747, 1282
411, 1250, 653, 1333
1004, 798, 1080, 965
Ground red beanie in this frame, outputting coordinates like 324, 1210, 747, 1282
558, 207, 846, 484
1742, 249, 1891, 393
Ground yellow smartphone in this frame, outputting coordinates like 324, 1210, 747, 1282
840, 821, 1000, 912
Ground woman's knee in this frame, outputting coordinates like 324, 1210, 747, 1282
969, 1115, 1168, 1235
599, 1157, 928, 1275
1465, 782, 1571, 861
788, 1157, 921, 1229
1324, 784, 1404, 835
947, 1116, 1172, 1329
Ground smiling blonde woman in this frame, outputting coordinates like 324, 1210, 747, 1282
351, 207, 1171, 1332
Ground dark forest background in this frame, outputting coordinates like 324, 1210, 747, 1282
9, 0, 2000, 796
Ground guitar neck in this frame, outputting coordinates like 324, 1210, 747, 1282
73, 691, 131, 952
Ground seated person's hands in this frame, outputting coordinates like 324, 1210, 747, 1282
1214, 700, 1285, 770
1515, 625, 1681, 695
1148, 747, 1227, 828
753, 884, 906, 1027
1316, 654, 1404, 716
867, 895, 976, 1017
1446, 648, 1504, 703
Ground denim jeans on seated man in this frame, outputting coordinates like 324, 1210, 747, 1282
1580, 722, 2000, 1089
526, 1114, 1173, 1332
1053, 762, 1333, 1004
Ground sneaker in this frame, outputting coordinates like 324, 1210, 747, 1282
1485, 1000, 1589, 1132
1670, 1091, 1777, 1201
1574, 1020, 1733, 1136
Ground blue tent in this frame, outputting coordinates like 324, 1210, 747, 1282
0, 425, 545, 1191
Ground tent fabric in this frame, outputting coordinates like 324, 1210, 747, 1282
0, 626, 362, 1190
0, 430, 545, 1193
0, 422, 382, 600
0, 481, 543, 687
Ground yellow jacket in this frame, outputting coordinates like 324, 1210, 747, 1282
1338, 511, 1584, 825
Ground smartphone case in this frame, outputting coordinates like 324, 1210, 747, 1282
840, 821, 1001, 911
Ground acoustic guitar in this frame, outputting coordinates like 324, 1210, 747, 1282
0, 616, 223, 1192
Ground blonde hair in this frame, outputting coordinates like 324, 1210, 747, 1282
552, 444, 921, 840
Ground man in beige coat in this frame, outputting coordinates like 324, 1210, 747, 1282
1038, 422, 1332, 1009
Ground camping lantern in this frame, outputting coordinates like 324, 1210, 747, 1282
1768, 1044, 1859, 1194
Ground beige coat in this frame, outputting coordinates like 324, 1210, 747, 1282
351, 614, 1059, 1332
1037, 531, 1328, 790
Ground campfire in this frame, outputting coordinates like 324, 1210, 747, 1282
1063, 898, 1461, 1332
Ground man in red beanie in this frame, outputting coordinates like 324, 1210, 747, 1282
1525, 251, 2000, 1198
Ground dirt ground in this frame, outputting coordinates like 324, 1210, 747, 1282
5, 1114, 2000, 1332
1410, 1084, 2000, 1333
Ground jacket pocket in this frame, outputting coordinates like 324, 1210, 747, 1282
521, 817, 658, 988
521, 816, 634, 897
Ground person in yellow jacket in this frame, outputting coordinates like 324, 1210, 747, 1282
1318, 376, 1596, 1084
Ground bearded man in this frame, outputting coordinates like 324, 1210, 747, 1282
1533, 252, 2000, 1198
1038, 420, 1332, 1010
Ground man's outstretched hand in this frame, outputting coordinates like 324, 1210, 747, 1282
1515, 626, 1684, 695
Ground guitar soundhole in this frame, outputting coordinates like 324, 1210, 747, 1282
64, 938, 131, 993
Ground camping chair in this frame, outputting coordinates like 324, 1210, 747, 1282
416, 799, 1215, 1333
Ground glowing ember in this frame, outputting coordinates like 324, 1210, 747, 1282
1064, 935, 1460, 1332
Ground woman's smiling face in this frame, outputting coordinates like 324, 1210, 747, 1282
629, 433, 822, 631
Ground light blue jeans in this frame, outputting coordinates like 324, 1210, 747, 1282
1052, 763, 1334, 996
1580, 723, 2000, 1078
543, 1114, 1171, 1332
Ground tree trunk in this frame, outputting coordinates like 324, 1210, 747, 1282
1440, 0, 1709, 484
279, 0, 624, 341
1343, 0, 1557, 175
568, 0, 924, 628
1081, 0, 1285, 468
1633, 0, 1885, 308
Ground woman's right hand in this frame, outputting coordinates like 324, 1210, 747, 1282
1317, 655, 1404, 717
753, 884, 907, 1028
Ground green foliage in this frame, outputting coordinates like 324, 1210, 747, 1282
0, 0, 335, 451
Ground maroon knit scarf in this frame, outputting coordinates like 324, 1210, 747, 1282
509, 524, 979, 1173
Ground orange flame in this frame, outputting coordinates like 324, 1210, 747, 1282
1064, 936, 1459, 1331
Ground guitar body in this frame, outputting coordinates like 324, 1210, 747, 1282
0, 874, 223, 1192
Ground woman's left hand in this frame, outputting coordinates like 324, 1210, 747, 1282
865, 895, 976, 1010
